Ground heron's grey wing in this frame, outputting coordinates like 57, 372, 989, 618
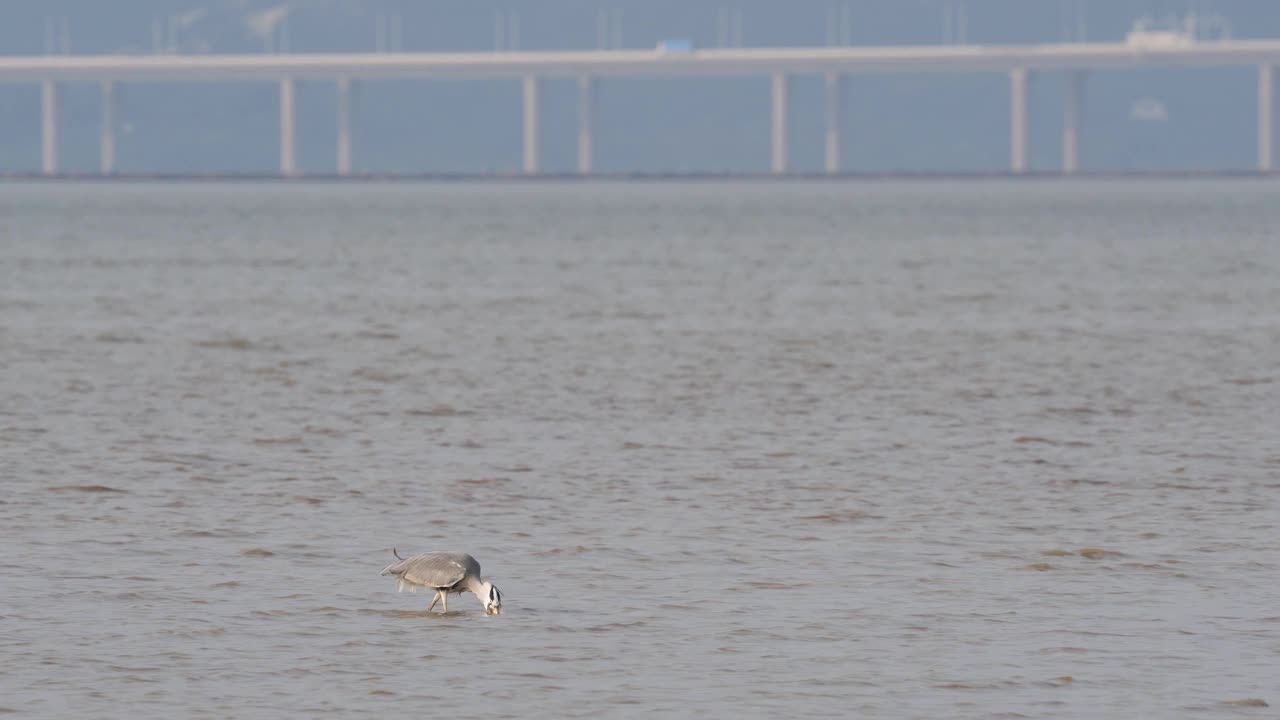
386, 553, 469, 588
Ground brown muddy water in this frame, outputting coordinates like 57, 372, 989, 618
1, 180, 1277, 718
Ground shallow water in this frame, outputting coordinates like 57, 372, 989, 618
1, 180, 1277, 718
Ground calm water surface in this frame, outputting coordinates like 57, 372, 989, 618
1, 181, 1278, 718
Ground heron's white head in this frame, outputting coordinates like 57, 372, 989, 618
480, 582, 502, 615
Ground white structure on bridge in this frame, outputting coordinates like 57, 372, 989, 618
3, 40, 1280, 176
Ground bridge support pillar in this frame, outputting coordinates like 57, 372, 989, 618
42, 79, 58, 176
280, 77, 297, 177
577, 74, 594, 175
1010, 67, 1029, 174
337, 77, 353, 176
523, 74, 540, 175
100, 80, 116, 175
1063, 70, 1085, 175
824, 71, 842, 175
1260, 64, 1274, 172
771, 71, 789, 174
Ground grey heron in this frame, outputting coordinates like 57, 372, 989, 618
380, 550, 502, 615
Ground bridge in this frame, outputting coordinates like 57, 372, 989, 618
3, 39, 1280, 177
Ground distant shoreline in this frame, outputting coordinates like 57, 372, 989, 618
2, 170, 1276, 183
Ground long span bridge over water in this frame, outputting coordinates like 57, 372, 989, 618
3, 39, 1280, 177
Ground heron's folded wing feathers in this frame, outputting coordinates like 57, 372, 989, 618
389, 553, 468, 589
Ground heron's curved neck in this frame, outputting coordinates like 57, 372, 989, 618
461, 575, 486, 597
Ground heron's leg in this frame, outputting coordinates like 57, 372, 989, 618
427, 591, 440, 611
441, 592, 448, 613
